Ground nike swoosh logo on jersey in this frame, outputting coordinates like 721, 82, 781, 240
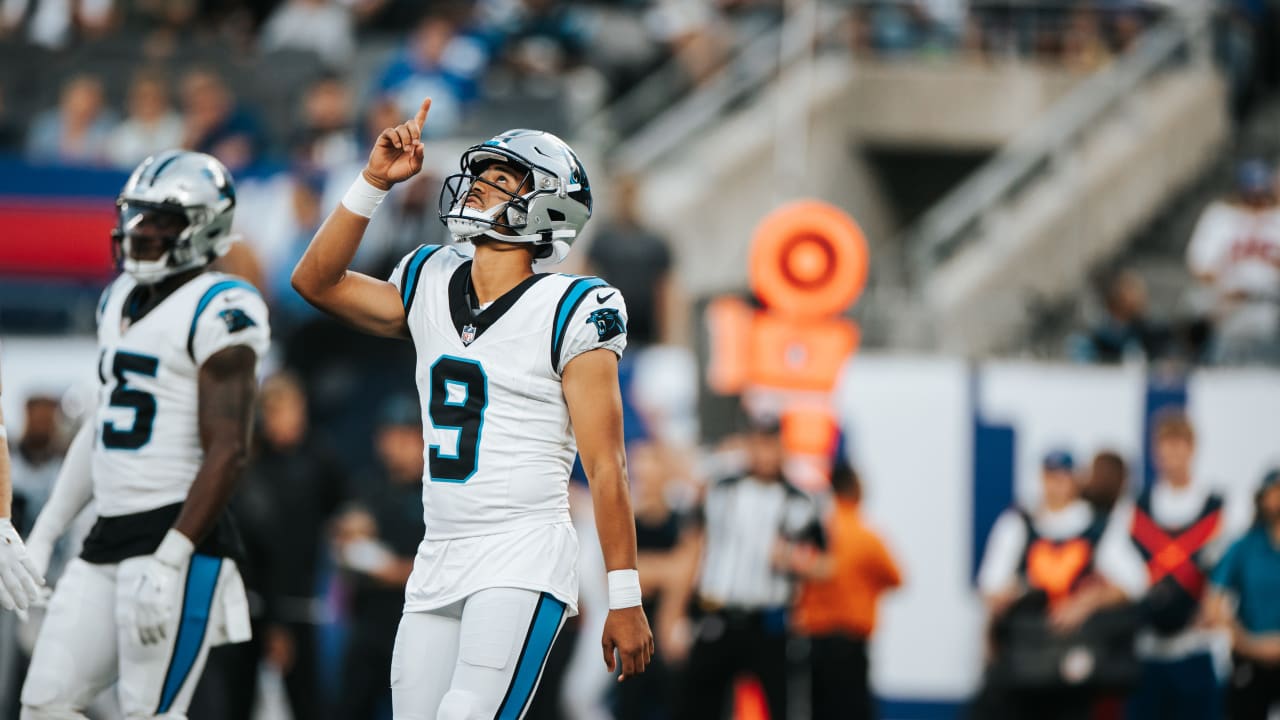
596, 291, 615, 303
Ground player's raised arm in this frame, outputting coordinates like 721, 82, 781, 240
563, 348, 655, 680
291, 97, 432, 338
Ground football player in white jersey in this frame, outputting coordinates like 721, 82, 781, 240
293, 98, 653, 719
19, 150, 269, 720
0, 350, 47, 620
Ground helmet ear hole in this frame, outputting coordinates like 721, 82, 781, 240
547, 209, 565, 222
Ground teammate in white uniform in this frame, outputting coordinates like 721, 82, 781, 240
1186, 159, 1280, 363
293, 98, 653, 719
19, 150, 268, 720
0, 347, 47, 620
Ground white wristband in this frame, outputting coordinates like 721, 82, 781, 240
0, 425, 7, 441
154, 529, 195, 568
607, 569, 642, 610
342, 174, 389, 218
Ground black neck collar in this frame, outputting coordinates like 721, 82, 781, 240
447, 261, 546, 345
122, 268, 203, 327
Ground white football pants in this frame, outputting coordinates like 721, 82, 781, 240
20, 555, 247, 719
391, 587, 569, 720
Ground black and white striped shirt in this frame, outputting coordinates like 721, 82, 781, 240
695, 475, 825, 610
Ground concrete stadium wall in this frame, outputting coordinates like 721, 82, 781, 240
922, 68, 1229, 355
636, 55, 1084, 300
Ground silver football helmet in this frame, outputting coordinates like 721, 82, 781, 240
439, 129, 592, 262
112, 150, 236, 284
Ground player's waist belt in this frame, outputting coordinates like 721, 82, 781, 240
81, 502, 244, 565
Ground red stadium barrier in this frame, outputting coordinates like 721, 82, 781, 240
0, 199, 116, 279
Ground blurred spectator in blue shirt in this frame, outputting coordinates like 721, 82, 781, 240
1208, 469, 1280, 720
180, 67, 265, 172
25, 74, 117, 166
266, 166, 329, 335
106, 69, 185, 169
374, 13, 488, 138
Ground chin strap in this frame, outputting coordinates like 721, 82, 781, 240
457, 228, 575, 262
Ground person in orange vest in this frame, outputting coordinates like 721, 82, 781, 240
788, 461, 902, 720
1060, 410, 1251, 720
972, 450, 1111, 720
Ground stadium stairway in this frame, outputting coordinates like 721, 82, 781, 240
925, 81, 1280, 361
602, 5, 1089, 310
885, 6, 1231, 355
595, 4, 1227, 360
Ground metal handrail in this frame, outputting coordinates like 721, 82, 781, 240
574, 18, 779, 150
903, 2, 1214, 279
601, 5, 851, 173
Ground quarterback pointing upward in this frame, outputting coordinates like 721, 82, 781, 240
293, 99, 653, 718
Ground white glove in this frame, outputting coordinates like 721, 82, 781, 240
22, 534, 54, 609
0, 519, 45, 621
340, 537, 395, 575
135, 529, 194, 645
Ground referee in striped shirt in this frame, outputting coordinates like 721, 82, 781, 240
671, 415, 825, 720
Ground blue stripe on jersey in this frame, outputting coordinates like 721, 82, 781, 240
550, 277, 607, 371
187, 279, 259, 360
401, 244, 443, 312
95, 280, 114, 323
496, 593, 567, 720
156, 554, 222, 714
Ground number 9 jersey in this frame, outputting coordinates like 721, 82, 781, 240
389, 244, 628, 613
92, 272, 270, 517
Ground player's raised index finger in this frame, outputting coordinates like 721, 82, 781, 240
413, 98, 432, 131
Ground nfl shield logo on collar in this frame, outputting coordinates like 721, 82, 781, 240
461, 324, 477, 346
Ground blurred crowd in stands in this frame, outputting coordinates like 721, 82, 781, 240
4, 0, 1275, 168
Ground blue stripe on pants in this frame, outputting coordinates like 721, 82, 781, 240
156, 554, 222, 714
496, 593, 566, 720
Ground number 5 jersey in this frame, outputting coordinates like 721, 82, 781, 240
92, 272, 270, 523
389, 244, 629, 615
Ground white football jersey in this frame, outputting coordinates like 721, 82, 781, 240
390, 244, 629, 541
1187, 201, 1280, 298
91, 272, 270, 517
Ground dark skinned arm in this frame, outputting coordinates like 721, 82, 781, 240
563, 348, 654, 680
172, 345, 257, 544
